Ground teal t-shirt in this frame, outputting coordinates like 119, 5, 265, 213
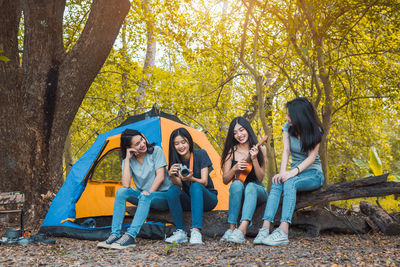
283, 122, 322, 172
121, 146, 172, 192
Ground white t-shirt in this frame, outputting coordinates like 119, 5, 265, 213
122, 146, 172, 192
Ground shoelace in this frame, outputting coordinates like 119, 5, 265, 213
117, 235, 130, 244
107, 235, 118, 242
259, 230, 269, 238
269, 231, 282, 240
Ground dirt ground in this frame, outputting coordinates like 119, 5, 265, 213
0, 233, 399, 266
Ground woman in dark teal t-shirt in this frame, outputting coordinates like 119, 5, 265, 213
165, 127, 218, 245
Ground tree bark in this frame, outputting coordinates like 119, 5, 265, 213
0, 0, 130, 226
63, 130, 73, 179
360, 201, 400, 235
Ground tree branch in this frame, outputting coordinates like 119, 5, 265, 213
332, 96, 389, 116
56, 0, 130, 134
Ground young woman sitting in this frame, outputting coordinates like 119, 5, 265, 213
164, 128, 218, 245
220, 117, 268, 243
97, 129, 182, 250
254, 97, 324, 246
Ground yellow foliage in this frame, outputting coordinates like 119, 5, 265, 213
332, 195, 400, 213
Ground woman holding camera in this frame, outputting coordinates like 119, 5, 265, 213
97, 129, 182, 250
220, 116, 268, 243
165, 128, 218, 245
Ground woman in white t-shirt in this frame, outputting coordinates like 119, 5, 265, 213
97, 129, 181, 250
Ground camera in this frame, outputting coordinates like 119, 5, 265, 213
179, 165, 190, 177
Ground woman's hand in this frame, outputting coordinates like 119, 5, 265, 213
126, 148, 138, 159
234, 160, 249, 171
141, 190, 150, 196
180, 169, 193, 182
168, 163, 181, 177
272, 171, 293, 184
249, 145, 259, 160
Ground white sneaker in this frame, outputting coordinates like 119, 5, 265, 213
189, 229, 203, 245
220, 229, 233, 242
226, 229, 246, 244
262, 228, 289, 246
253, 228, 269, 244
165, 229, 188, 244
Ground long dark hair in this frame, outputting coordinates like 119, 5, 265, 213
168, 127, 194, 170
120, 129, 155, 159
286, 97, 324, 152
221, 116, 264, 167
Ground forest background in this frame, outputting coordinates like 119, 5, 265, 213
1, 0, 400, 225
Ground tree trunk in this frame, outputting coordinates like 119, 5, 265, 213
135, 0, 156, 111
118, 21, 129, 120
0, 0, 130, 226
63, 130, 73, 178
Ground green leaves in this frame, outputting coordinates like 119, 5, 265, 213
369, 147, 383, 176
0, 51, 10, 62
352, 158, 370, 172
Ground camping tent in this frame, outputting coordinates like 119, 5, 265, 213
39, 108, 228, 240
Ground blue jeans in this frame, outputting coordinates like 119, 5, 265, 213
228, 180, 268, 224
110, 186, 183, 238
168, 184, 218, 230
263, 168, 324, 224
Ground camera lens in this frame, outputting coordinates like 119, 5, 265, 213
181, 168, 190, 177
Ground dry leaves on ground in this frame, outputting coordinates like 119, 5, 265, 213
0, 233, 399, 266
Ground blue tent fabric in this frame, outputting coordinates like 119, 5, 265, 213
40, 117, 163, 239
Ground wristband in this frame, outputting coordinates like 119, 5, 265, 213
296, 166, 300, 175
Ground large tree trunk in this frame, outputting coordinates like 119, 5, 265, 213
0, 0, 130, 226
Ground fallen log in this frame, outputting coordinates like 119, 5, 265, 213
126, 174, 399, 237
360, 201, 400, 235
296, 174, 400, 209
128, 205, 371, 237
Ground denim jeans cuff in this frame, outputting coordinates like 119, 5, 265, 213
280, 218, 292, 224
262, 217, 274, 222
125, 232, 136, 238
227, 220, 237, 225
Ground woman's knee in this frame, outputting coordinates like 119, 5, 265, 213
166, 185, 181, 198
115, 187, 130, 199
269, 182, 283, 193
189, 182, 204, 194
283, 179, 295, 192
244, 182, 258, 195
229, 180, 244, 195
